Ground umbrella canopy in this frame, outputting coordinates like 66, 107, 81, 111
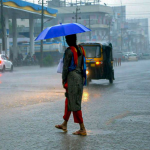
35, 23, 91, 41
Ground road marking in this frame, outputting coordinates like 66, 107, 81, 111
106, 111, 130, 125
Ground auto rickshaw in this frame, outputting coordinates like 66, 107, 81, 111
79, 41, 115, 85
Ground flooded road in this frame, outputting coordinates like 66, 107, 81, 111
0, 60, 150, 150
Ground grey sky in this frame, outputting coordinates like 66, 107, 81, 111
28, 0, 150, 34
103, 0, 150, 20
29, 0, 150, 19
100, 0, 150, 37
101, 0, 150, 19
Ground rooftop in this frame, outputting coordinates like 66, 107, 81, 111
2, 0, 58, 19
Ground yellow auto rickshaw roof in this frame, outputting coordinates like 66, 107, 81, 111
79, 41, 110, 46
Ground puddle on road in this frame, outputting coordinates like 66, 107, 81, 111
86, 129, 115, 136
0, 90, 65, 110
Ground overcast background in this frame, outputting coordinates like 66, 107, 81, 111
27, 0, 150, 40
28, 0, 150, 19
101, 0, 150, 19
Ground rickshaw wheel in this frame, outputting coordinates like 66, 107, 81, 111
87, 78, 91, 86
109, 78, 113, 84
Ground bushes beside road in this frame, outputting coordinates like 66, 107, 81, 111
42, 55, 54, 66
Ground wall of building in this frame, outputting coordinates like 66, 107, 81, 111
17, 19, 29, 27
47, 3, 113, 42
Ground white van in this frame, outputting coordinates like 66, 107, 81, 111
0, 54, 13, 72
128, 53, 138, 61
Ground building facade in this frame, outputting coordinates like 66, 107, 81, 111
111, 6, 126, 52
47, 0, 113, 43
110, 6, 149, 54
126, 18, 149, 53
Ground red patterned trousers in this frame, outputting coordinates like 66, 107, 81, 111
63, 97, 83, 123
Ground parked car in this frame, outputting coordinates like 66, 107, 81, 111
137, 53, 143, 60
0, 54, 13, 72
142, 53, 150, 59
127, 53, 138, 61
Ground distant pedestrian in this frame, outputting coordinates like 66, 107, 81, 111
55, 34, 87, 136
26, 52, 31, 59
10, 51, 13, 62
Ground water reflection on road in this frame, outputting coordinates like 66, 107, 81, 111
0, 73, 2, 84
82, 91, 89, 102
82, 81, 114, 103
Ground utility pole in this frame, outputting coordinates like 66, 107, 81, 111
75, 0, 80, 23
89, 15, 91, 40
76, 0, 77, 23
121, 23, 122, 52
75, 7, 80, 23
72, 0, 80, 23
128, 34, 130, 52
1, 0, 6, 53
109, 21, 111, 43
120, 0, 123, 52
75, 7, 77, 23
105, 14, 112, 43
40, 0, 44, 67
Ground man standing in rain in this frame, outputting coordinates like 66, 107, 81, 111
55, 34, 87, 136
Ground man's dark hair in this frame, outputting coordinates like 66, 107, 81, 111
65, 34, 77, 46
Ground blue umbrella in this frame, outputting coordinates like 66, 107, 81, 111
35, 23, 91, 41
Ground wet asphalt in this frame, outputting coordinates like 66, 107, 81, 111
0, 60, 150, 150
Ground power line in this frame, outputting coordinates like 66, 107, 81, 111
46, 2, 75, 14
119, 13, 150, 16
108, 2, 150, 6
126, 11, 150, 13
126, 14, 150, 15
